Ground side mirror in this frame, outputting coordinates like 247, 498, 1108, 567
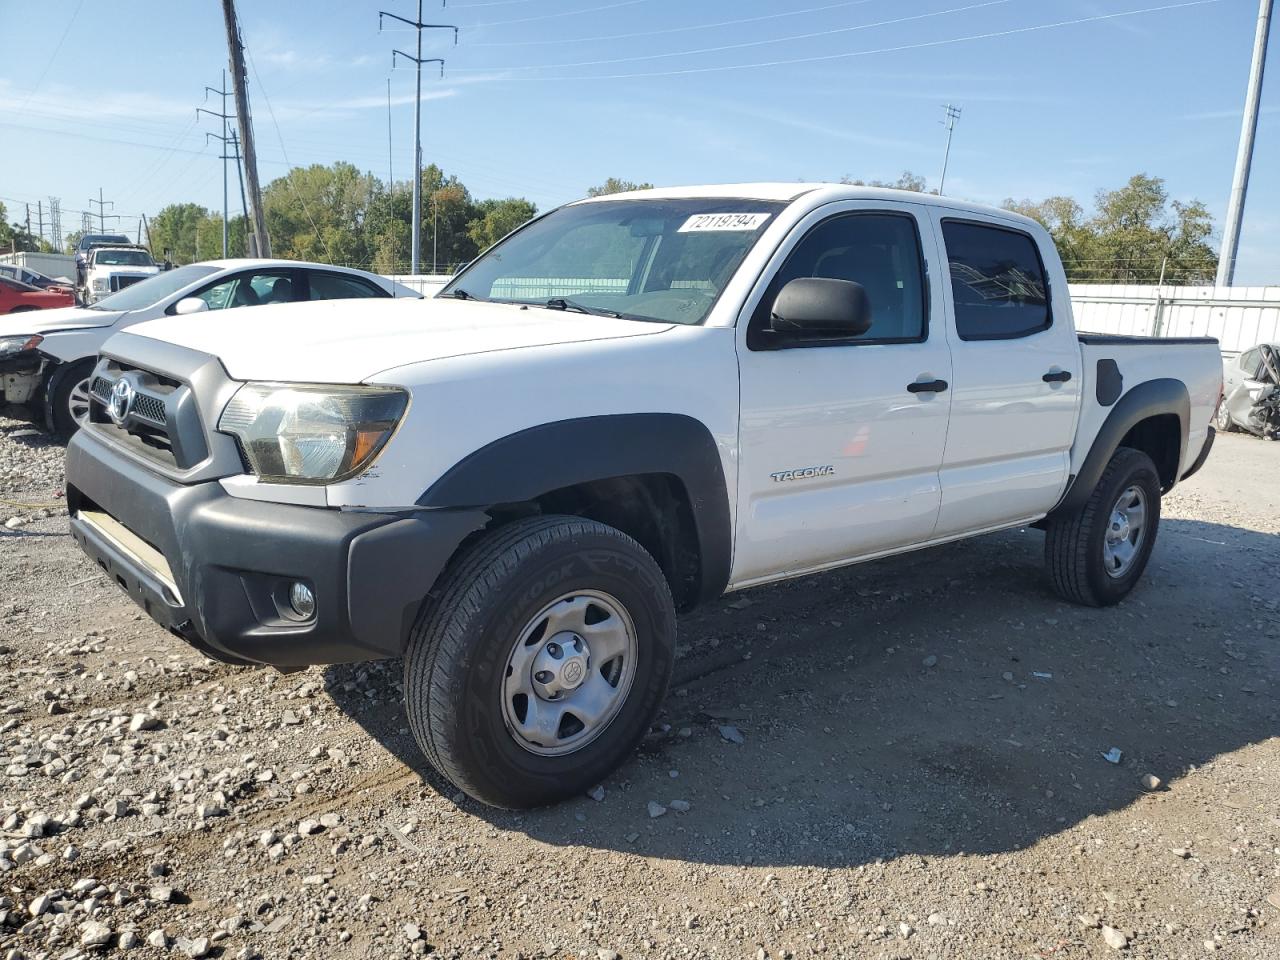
173, 297, 209, 316
770, 277, 872, 337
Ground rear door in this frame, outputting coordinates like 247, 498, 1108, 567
930, 213, 1081, 537
732, 200, 953, 586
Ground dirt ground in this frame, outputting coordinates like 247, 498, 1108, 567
1, 418, 1277, 960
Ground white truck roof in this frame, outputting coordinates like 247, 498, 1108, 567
574, 181, 1041, 231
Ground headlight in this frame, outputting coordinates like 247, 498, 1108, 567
0, 335, 43, 356
92, 278, 108, 291
218, 383, 408, 484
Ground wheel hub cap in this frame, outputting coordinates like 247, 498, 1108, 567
1102, 485, 1147, 579
530, 633, 590, 700
501, 590, 638, 757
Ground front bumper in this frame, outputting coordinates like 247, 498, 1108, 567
0, 353, 45, 421
66, 428, 484, 668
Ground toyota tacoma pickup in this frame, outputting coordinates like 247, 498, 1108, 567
65, 184, 1221, 808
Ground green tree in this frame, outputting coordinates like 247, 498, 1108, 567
840, 171, 930, 192
585, 178, 654, 198
467, 198, 537, 252
149, 203, 212, 264
1005, 174, 1217, 282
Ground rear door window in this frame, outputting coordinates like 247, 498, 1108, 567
306, 272, 389, 301
941, 220, 1051, 340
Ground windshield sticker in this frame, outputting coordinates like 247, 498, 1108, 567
677, 213, 771, 233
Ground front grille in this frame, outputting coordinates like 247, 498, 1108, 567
88, 361, 208, 471
109, 275, 147, 292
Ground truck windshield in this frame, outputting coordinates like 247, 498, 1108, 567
441, 198, 786, 325
93, 250, 154, 266
88, 264, 218, 311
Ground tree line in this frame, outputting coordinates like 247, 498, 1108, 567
843, 170, 1219, 284
7, 169, 1216, 284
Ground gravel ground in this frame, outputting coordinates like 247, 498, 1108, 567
1, 416, 1277, 960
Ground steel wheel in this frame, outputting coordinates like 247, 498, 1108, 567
1102, 485, 1147, 579
501, 590, 637, 757
1215, 398, 1233, 432
67, 378, 92, 425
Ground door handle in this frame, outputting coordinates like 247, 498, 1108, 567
907, 379, 949, 394
1042, 370, 1073, 383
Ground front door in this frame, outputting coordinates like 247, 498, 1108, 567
929, 213, 1081, 537
732, 202, 953, 587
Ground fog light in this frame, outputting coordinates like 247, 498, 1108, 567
289, 581, 315, 619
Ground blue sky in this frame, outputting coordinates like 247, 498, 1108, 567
1, 0, 1275, 282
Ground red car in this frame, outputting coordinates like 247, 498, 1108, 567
0, 276, 76, 314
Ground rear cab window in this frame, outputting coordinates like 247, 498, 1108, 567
941, 220, 1051, 340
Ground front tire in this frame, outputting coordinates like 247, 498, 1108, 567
1045, 447, 1162, 607
51, 360, 95, 439
1215, 397, 1235, 432
404, 516, 676, 808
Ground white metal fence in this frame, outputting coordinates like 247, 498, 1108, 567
1069, 284, 1280, 357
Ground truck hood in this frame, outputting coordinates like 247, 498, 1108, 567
122, 296, 673, 382
0, 305, 124, 336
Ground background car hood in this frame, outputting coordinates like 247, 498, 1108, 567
122, 296, 672, 382
0, 306, 124, 337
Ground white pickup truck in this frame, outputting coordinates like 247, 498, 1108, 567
66, 184, 1220, 808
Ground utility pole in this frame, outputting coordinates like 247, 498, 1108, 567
433, 197, 438, 274
229, 130, 250, 256
36, 202, 45, 247
387, 77, 395, 190
938, 104, 962, 196
198, 71, 234, 258
221, 0, 271, 257
24, 204, 31, 249
89, 189, 119, 234
1217, 0, 1273, 288
380, 2, 456, 274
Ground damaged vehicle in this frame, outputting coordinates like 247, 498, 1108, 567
1217, 342, 1280, 440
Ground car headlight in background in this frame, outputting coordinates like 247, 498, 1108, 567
92, 278, 109, 291
218, 383, 408, 484
0, 335, 43, 357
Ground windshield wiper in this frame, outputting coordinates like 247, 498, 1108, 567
544, 297, 622, 319
445, 288, 485, 301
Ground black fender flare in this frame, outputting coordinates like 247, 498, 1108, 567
418, 414, 733, 605
1053, 377, 1189, 515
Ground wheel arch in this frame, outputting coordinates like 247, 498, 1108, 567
418, 414, 733, 610
1053, 378, 1189, 516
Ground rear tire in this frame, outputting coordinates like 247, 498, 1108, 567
1045, 446, 1162, 607
404, 515, 676, 808
51, 360, 95, 440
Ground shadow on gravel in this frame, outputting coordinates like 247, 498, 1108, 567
326, 517, 1280, 869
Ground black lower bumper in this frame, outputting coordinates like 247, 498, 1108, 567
66, 429, 484, 668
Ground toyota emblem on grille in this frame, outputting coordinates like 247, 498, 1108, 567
108, 379, 136, 425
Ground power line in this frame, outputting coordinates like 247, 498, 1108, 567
18, 0, 86, 111
455, 0, 1010, 71
462, 0, 1223, 81
467, 0, 882, 47
459, 0, 651, 29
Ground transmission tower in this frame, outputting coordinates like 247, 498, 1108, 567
89, 188, 120, 234
48, 197, 62, 250
81, 211, 93, 234
380, 1, 456, 274
198, 71, 235, 258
